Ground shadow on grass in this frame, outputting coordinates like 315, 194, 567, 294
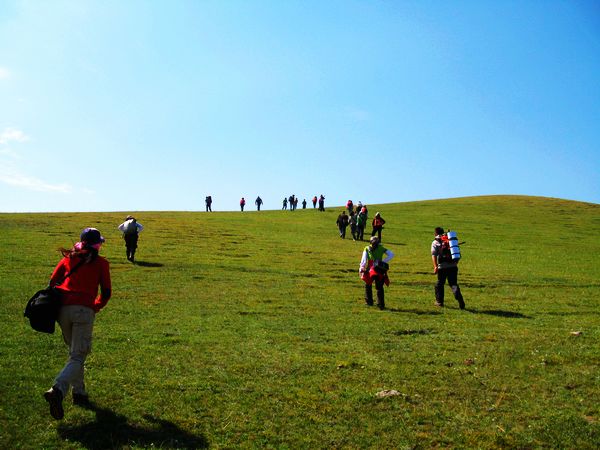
133, 261, 164, 268
472, 309, 531, 319
386, 307, 442, 315
58, 401, 208, 449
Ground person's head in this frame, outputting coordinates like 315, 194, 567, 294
361, 207, 367, 213
369, 236, 379, 248
435, 227, 444, 236
81, 227, 105, 247
375, 212, 380, 217
126, 215, 135, 221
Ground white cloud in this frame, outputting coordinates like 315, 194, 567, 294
0, 67, 10, 80
0, 167, 72, 193
0, 128, 29, 145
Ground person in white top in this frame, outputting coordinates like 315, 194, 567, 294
359, 236, 395, 310
117, 215, 144, 263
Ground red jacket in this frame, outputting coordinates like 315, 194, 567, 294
50, 255, 111, 312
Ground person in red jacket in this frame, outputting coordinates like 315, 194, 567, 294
43, 227, 111, 420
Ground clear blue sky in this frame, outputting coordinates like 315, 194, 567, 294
1, 0, 598, 212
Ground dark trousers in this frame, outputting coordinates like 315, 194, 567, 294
371, 226, 382, 241
365, 277, 385, 309
435, 266, 464, 308
338, 225, 347, 238
357, 225, 365, 240
124, 234, 139, 262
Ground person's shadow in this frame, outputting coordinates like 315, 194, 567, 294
58, 401, 208, 449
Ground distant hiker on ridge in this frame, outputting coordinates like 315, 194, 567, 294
255, 196, 263, 211
205, 195, 212, 212
336, 210, 349, 239
240, 197, 246, 212
118, 215, 144, 263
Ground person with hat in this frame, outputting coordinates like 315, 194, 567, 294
118, 215, 144, 262
359, 236, 394, 310
43, 227, 112, 420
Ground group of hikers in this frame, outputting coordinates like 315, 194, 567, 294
335, 200, 386, 242
205, 194, 327, 212
37, 207, 464, 421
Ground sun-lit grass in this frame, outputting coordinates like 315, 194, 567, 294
1, 195, 599, 448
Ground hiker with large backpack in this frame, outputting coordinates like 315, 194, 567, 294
118, 215, 144, 263
359, 236, 395, 310
43, 227, 112, 420
371, 212, 386, 242
431, 227, 465, 309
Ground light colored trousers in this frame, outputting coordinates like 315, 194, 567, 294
54, 305, 95, 396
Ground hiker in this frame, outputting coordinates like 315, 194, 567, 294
205, 195, 212, 212
302, 199, 307, 209
431, 227, 465, 309
349, 211, 358, 240
294, 197, 299, 210
318, 195, 325, 211
356, 201, 363, 215
43, 227, 112, 420
255, 196, 263, 211
336, 211, 349, 239
282, 197, 288, 210
118, 215, 144, 263
289, 195, 295, 211
312, 196, 318, 209
240, 197, 246, 212
356, 208, 367, 241
359, 236, 394, 310
371, 212, 386, 242
346, 199, 354, 215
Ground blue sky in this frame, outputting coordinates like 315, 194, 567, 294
1, 0, 598, 212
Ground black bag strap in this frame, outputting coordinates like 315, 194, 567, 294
51, 257, 88, 288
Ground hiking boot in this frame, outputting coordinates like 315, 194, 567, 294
72, 393, 90, 406
458, 299, 466, 310
43, 386, 64, 420
434, 301, 444, 307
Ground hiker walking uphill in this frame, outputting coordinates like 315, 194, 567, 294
431, 227, 465, 309
336, 211, 349, 238
318, 195, 325, 211
282, 197, 288, 210
371, 212, 386, 242
205, 196, 212, 212
349, 211, 358, 240
359, 236, 394, 310
356, 208, 367, 241
240, 197, 246, 212
43, 227, 111, 420
312, 196, 318, 209
118, 215, 143, 263
255, 196, 263, 211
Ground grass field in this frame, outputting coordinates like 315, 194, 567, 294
1, 195, 599, 449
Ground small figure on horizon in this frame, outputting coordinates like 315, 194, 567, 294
282, 197, 288, 210
255, 196, 263, 211
302, 198, 307, 209
312, 196, 318, 209
240, 197, 246, 212
118, 215, 144, 263
318, 195, 325, 211
205, 195, 213, 212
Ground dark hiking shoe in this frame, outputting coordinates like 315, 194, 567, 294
72, 393, 90, 406
44, 387, 64, 420
458, 299, 466, 310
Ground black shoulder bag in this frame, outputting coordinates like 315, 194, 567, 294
24, 259, 86, 334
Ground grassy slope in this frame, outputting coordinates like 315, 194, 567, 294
0, 195, 599, 449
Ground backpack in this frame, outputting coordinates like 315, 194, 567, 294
123, 219, 138, 235
438, 231, 461, 263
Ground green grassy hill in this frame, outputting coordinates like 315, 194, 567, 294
1, 195, 599, 448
